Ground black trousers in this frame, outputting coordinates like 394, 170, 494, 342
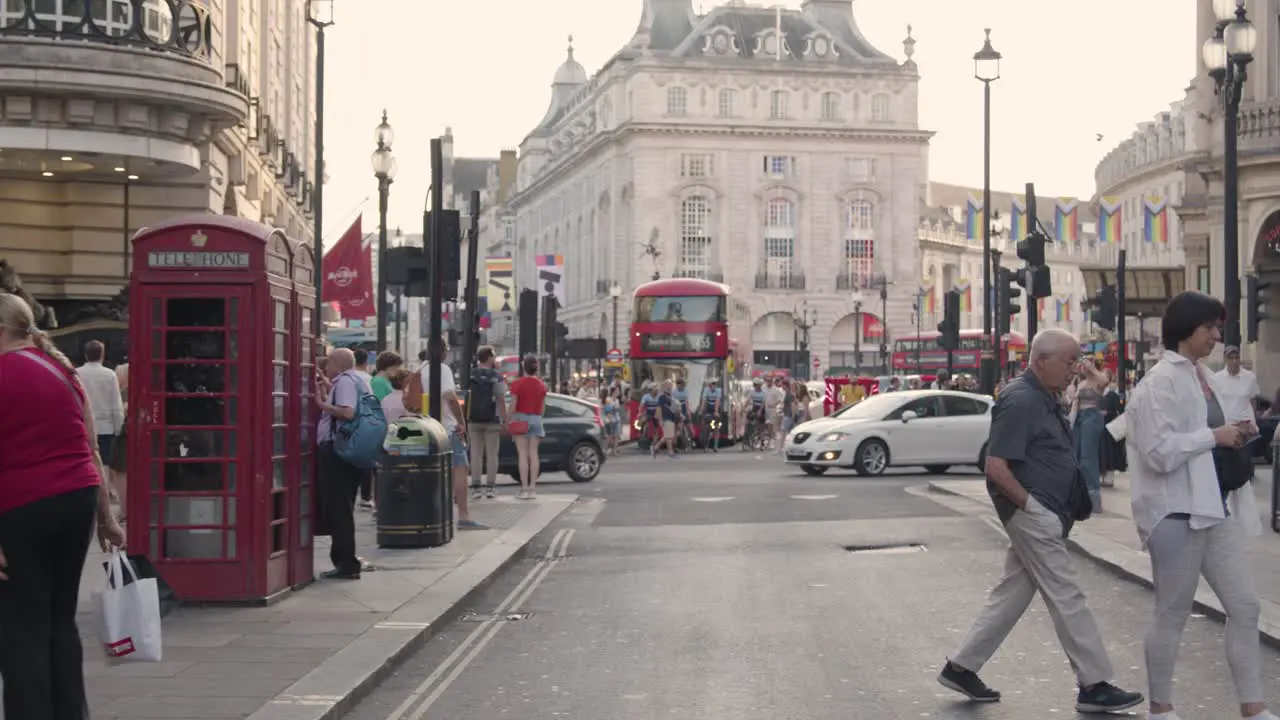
317, 443, 362, 574
0, 486, 97, 720
359, 469, 373, 503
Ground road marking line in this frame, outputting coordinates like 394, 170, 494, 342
790, 494, 838, 500
381, 528, 571, 720
402, 529, 575, 719
690, 496, 735, 502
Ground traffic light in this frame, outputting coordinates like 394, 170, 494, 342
998, 267, 1022, 335
554, 322, 570, 357
937, 288, 961, 351
1016, 230, 1048, 268
1247, 274, 1271, 343
1091, 285, 1118, 331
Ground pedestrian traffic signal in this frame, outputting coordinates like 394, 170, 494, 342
1016, 230, 1048, 268
937, 289, 961, 351
554, 322, 570, 357
1091, 285, 1117, 331
1247, 274, 1271, 343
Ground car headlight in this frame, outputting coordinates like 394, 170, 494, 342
817, 432, 847, 442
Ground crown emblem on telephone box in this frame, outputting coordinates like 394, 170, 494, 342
191, 230, 208, 248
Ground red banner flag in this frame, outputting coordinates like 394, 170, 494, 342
321, 216, 372, 319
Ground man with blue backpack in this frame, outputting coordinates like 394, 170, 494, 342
315, 347, 386, 580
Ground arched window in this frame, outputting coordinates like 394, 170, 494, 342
821, 92, 841, 121
843, 198, 876, 289
760, 198, 798, 289
667, 86, 688, 116
870, 93, 890, 122
678, 196, 712, 279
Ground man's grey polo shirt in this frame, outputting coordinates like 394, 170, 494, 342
986, 372, 1080, 535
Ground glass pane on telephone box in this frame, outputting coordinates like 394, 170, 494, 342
159, 297, 236, 560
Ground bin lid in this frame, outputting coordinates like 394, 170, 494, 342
384, 415, 449, 450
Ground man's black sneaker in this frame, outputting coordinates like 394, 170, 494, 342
1075, 682, 1143, 713
937, 660, 1000, 702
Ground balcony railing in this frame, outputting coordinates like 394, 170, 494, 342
672, 268, 724, 282
1238, 99, 1280, 154
755, 271, 805, 290
0, 0, 214, 62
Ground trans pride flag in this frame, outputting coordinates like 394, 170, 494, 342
1144, 195, 1168, 244
1055, 297, 1071, 323
1054, 198, 1079, 244
1010, 197, 1028, 241
1096, 196, 1121, 245
965, 196, 984, 241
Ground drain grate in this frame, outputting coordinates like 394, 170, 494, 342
459, 612, 533, 622
842, 543, 927, 554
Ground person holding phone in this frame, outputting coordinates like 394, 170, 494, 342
1125, 292, 1272, 720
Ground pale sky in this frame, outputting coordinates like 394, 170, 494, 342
318, 0, 1196, 246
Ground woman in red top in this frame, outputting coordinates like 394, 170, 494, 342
0, 294, 125, 719
507, 354, 548, 500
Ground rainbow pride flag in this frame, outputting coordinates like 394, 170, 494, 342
965, 196, 984, 241
1097, 196, 1121, 245
1010, 197, 1028, 241
1144, 196, 1168, 243
956, 279, 972, 311
1055, 297, 1070, 323
1054, 199, 1079, 244
922, 284, 936, 314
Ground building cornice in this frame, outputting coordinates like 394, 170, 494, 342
1095, 151, 1197, 198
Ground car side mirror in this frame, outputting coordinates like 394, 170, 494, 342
901, 410, 918, 423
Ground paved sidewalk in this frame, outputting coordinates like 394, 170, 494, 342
927, 472, 1280, 647
72, 494, 577, 720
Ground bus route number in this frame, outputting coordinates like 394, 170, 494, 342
639, 332, 715, 353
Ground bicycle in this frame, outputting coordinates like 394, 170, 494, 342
742, 411, 772, 452
699, 411, 724, 452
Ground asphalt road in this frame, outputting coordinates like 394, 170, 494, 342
343, 450, 1280, 720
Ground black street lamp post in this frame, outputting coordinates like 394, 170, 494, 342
1203, 0, 1256, 349
609, 283, 622, 350
974, 29, 1001, 394
878, 277, 889, 371
912, 292, 924, 373
370, 110, 396, 351
305, 0, 334, 341
793, 302, 817, 379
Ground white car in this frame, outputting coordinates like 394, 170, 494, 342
782, 390, 993, 477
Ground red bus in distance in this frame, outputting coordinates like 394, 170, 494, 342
891, 329, 1028, 374
628, 278, 752, 444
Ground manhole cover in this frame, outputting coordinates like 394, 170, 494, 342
458, 612, 533, 622
842, 543, 927, 554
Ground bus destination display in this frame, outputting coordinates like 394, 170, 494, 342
637, 332, 716, 353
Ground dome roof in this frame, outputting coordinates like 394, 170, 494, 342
553, 36, 588, 85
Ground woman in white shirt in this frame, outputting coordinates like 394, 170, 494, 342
379, 368, 409, 423
1125, 291, 1272, 720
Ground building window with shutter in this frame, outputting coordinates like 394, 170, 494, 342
678, 196, 712, 279
841, 198, 876, 289
759, 198, 798, 289
870, 93, 890, 122
770, 90, 789, 119
718, 88, 735, 118
821, 92, 841, 121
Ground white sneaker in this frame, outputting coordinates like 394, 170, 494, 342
471, 488, 483, 500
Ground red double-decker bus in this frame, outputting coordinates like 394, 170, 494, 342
628, 278, 751, 444
891, 329, 1028, 374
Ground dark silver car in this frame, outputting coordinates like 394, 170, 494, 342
493, 393, 606, 483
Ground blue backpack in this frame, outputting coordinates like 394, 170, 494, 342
331, 372, 387, 469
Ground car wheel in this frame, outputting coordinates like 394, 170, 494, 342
924, 464, 950, 474
566, 441, 603, 483
800, 464, 828, 476
854, 439, 888, 477
977, 443, 988, 472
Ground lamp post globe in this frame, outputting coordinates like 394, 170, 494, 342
374, 110, 394, 150
1226, 17, 1257, 60
609, 283, 621, 298
973, 28, 1001, 83
305, 0, 333, 26
1202, 36, 1228, 72
1212, 0, 1238, 22
371, 147, 395, 178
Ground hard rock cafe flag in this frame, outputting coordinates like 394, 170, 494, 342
321, 216, 373, 320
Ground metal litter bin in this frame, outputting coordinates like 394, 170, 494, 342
376, 416, 455, 548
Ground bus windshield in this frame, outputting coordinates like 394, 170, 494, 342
634, 358, 725, 404
634, 295, 725, 323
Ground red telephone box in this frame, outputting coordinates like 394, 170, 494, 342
126, 216, 317, 603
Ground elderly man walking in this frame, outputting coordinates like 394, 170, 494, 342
937, 328, 1143, 713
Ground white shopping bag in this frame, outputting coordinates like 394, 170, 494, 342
1106, 413, 1127, 441
94, 548, 163, 662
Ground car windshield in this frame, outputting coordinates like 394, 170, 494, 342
634, 358, 724, 401
830, 393, 909, 420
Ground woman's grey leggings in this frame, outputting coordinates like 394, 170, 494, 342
1145, 515, 1263, 705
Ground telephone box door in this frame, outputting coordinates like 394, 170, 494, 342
131, 286, 255, 600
